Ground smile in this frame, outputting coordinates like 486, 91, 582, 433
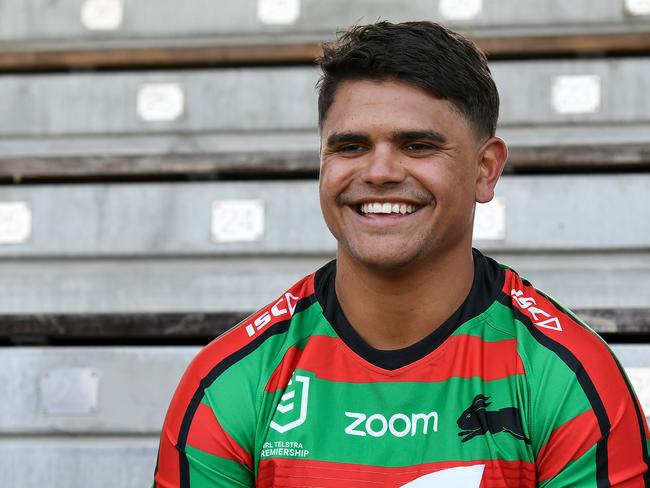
358, 202, 421, 215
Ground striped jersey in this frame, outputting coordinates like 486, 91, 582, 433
154, 250, 650, 487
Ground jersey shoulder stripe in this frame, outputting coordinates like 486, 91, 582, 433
154, 272, 317, 488
502, 267, 650, 486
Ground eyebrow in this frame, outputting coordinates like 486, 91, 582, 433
324, 131, 369, 147
324, 129, 448, 148
392, 130, 448, 145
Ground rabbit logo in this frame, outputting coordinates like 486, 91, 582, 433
457, 394, 530, 444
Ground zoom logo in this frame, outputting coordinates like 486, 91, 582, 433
344, 411, 439, 437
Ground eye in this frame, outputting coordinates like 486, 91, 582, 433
335, 144, 367, 155
403, 142, 435, 153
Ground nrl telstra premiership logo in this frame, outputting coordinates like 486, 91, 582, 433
269, 374, 310, 433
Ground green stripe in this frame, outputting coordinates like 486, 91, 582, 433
262, 371, 534, 466
186, 445, 252, 487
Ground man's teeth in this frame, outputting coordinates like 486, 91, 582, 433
359, 202, 417, 214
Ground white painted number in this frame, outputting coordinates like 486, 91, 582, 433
439, 0, 483, 20
257, 0, 301, 25
552, 75, 601, 115
137, 83, 185, 122
211, 200, 265, 243
0, 202, 32, 245
80, 0, 123, 31
625, 0, 650, 16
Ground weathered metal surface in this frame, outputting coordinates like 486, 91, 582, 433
1, 59, 650, 170
1, 0, 648, 49
5, 143, 650, 183
0, 256, 328, 314
0, 252, 647, 314
4, 33, 650, 72
0, 176, 647, 256
0, 312, 246, 342
0, 437, 158, 488
0, 346, 196, 433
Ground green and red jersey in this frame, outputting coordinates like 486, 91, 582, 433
154, 250, 650, 487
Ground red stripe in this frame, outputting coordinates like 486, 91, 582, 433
536, 409, 601, 482
504, 269, 649, 486
265, 343, 305, 392
257, 458, 536, 487
187, 402, 253, 468
155, 425, 181, 487
155, 273, 315, 486
266, 334, 523, 385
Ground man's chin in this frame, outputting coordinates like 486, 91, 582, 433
345, 247, 424, 275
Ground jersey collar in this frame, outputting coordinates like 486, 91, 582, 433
314, 248, 505, 370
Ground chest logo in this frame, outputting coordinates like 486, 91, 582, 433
269, 375, 310, 434
344, 411, 439, 437
457, 394, 530, 444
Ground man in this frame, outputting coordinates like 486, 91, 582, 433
154, 21, 650, 487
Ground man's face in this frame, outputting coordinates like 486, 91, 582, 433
319, 79, 493, 272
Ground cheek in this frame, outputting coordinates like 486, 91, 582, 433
318, 164, 343, 219
410, 165, 474, 212
319, 159, 354, 201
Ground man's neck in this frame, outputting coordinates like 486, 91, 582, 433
334, 247, 475, 351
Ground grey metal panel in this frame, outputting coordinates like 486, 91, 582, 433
0, 181, 335, 256
611, 345, 650, 366
0, 253, 647, 314
488, 252, 650, 310
0, 176, 647, 257
0, 256, 329, 314
1, 59, 650, 161
0, 437, 158, 488
0, 0, 648, 48
494, 59, 650, 125
0, 69, 319, 136
0, 346, 197, 434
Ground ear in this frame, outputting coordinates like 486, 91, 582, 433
475, 136, 508, 204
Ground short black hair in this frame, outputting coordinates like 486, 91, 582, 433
316, 21, 499, 138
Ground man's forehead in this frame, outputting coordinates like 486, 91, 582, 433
322, 79, 468, 128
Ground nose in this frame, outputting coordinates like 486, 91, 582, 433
360, 144, 407, 186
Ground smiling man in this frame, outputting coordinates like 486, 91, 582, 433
154, 22, 650, 487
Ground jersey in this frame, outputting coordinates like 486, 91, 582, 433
154, 250, 650, 487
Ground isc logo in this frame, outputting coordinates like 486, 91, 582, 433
510, 289, 562, 332
245, 292, 300, 337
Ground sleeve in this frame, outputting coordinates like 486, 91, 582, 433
506, 276, 650, 487
532, 347, 650, 487
153, 339, 257, 487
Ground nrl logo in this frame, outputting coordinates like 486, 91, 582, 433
269, 374, 310, 433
